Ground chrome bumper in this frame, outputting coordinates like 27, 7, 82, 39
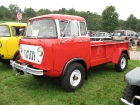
120, 95, 140, 105
10, 60, 44, 76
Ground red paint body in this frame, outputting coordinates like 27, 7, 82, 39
18, 14, 130, 77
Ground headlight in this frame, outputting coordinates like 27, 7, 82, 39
37, 47, 43, 56
0, 42, 2, 48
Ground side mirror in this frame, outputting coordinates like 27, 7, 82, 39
70, 20, 78, 38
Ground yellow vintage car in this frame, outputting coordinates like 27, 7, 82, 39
0, 22, 26, 64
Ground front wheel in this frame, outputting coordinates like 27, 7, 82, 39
115, 53, 128, 72
61, 63, 85, 92
122, 85, 140, 104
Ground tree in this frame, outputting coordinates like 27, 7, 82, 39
9, 4, 19, 15
8, 4, 19, 20
36, 8, 51, 16
119, 19, 127, 30
24, 8, 36, 18
126, 14, 138, 31
67, 8, 77, 15
57, 8, 67, 14
137, 19, 140, 32
0, 5, 13, 20
102, 6, 119, 32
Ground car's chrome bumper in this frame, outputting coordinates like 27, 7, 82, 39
10, 60, 44, 77
120, 95, 140, 105
120, 98, 133, 105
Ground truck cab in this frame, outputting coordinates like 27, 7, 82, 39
0, 22, 26, 64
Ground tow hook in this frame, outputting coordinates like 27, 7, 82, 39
16, 71, 24, 76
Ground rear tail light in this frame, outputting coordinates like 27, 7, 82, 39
112, 36, 113, 40
124, 37, 128, 40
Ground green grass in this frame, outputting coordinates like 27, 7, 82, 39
0, 60, 140, 105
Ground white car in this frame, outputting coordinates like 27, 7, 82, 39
90, 32, 112, 41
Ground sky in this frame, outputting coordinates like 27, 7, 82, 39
1, 0, 140, 20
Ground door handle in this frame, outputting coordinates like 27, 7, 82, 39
84, 40, 88, 42
78, 40, 82, 42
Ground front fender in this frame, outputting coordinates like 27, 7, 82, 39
125, 67, 140, 86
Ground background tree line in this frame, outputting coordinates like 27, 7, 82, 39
0, 4, 140, 32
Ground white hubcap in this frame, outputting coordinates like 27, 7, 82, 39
121, 57, 126, 69
70, 70, 81, 86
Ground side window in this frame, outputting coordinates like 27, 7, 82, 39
12, 26, 25, 36
80, 22, 87, 36
59, 21, 71, 37
59, 20, 79, 37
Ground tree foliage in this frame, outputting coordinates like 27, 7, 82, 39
126, 14, 138, 31
102, 6, 119, 32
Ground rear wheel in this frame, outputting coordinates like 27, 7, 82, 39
61, 63, 85, 92
115, 53, 128, 72
122, 85, 140, 104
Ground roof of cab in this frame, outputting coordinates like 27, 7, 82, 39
28, 14, 85, 21
0, 22, 27, 26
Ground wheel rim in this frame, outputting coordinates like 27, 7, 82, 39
121, 57, 126, 69
70, 69, 81, 87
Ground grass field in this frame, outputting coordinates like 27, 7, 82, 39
0, 60, 140, 105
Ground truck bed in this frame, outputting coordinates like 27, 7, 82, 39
90, 41, 129, 66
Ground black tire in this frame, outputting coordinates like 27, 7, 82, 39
32, 74, 43, 78
122, 84, 140, 104
61, 63, 85, 92
14, 55, 19, 62
115, 53, 128, 72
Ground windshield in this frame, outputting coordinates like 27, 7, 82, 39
25, 18, 57, 38
0, 25, 10, 36
95, 33, 105, 37
113, 31, 125, 36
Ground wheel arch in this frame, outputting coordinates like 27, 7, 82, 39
112, 49, 130, 64
61, 58, 88, 80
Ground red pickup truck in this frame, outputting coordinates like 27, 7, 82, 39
10, 14, 130, 92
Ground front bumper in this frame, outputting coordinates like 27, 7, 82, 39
120, 95, 140, 105
120, 98, 133, 105
10, 60, 44, 76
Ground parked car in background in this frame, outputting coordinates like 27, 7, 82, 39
137, 40, 140, 46
88, 31, 94, 37
112, 30, 135, 47
90, 32, 112, 41
0, 22, 26, 65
